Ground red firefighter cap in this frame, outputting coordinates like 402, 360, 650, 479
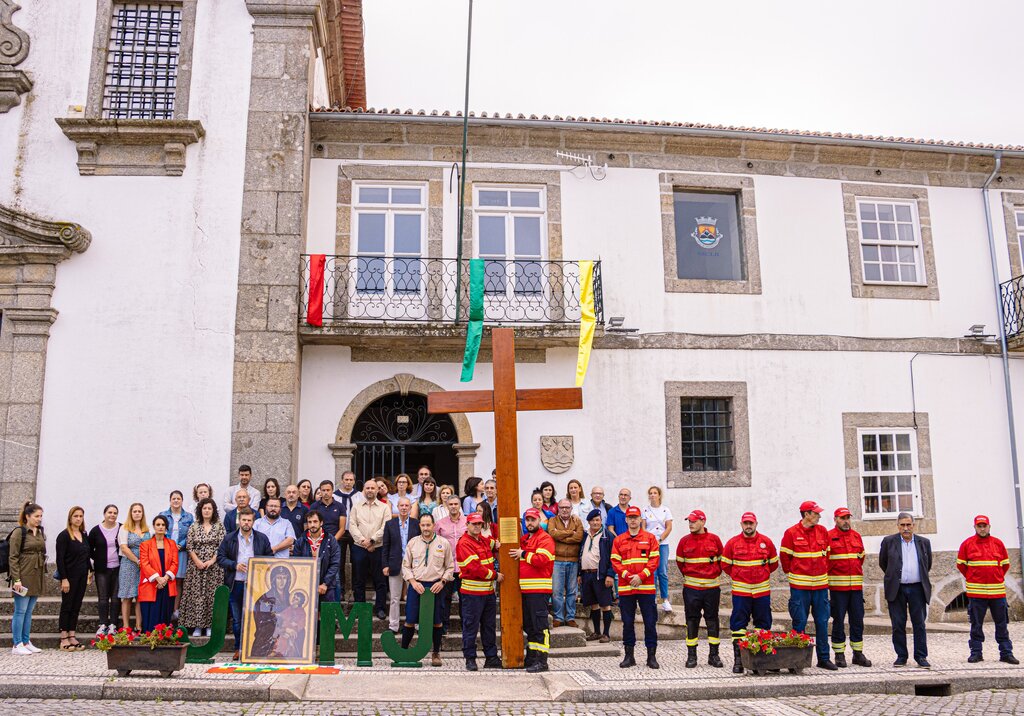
740, 512, 757, 523
799, 500, 824, 514
625, 506, 642, 518
974, 515, 990, 525
834, 507, 852, 518
523, 508, 541, 520
466, 513, 484, 524
687, 509, 706, 522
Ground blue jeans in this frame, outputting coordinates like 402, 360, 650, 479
789, 587, 831, 662
11, 594, 37, 646
229, 581, 246, 645
655, 544, 670, 600
552, 561, 579, 622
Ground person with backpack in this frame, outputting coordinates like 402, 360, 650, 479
9, 502, 45, 656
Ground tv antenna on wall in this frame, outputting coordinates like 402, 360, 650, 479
556, 150, 607, 181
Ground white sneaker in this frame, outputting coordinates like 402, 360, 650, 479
661, 600, 673, 613
96, 625, 107, 637
11, 644, 31, 656
23, 642, 41, 653
108, 624, 117, 634
204, 628, 212, 637
192, 628, 203, 637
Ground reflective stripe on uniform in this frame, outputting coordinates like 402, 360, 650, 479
683, 575, 721, 588
528, 629, 550, 653
828, 552, 864, 560
779, 547, 827, 558
788, 573, 829, 587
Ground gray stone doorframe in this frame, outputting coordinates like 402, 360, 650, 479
0, 204, 91, 528
328, 373, 479, 493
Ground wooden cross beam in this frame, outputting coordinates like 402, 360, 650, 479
427, 327, 583, 669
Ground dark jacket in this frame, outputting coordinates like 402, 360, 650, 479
224, 508, 238, 534
382, 516, 421, 575
293, 531, 342, 589
55, 529, 92, 580
216, 529, 273, 586
878, 532, 933, 603
578, 527, 613, 582
87, 524, 120, 575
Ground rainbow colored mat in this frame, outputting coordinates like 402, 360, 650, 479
207, 662, 341, 674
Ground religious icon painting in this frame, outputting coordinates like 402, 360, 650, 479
240, 557, 318, 665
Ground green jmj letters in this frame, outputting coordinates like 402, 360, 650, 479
319, 600, 374, 666
184, 584, 229, 663
380, 589, 435, 667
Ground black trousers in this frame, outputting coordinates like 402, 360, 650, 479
351, 545, 386, 612
59, 573, 89, 632
888, 582, 928, 661
522, 592, 550, 655
338, 533, 354, 596
683, 586, 720, 646
619, 593, 658, 649
442, 575, 462, 632
830, 589, 865, 652
968, 597, 1013, 656
461, 592, 497, 660
95, 568, 121, 626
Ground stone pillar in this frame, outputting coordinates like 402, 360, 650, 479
454, 442, 480, 494
328, 442, 356, 482
0, 207, 91, 529
231, 0, 325, 487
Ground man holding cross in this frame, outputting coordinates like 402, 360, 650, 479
457, 512, 503, 671
511, 507, 556, 673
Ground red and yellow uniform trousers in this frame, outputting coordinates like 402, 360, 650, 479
827, 527, 866, 654
721, 532, 778, 641
519, 529, 555, 658
611, 530, 660, 649
780, 523, 831, 662
456, 533, 499, 661
675, 531, 724, 647
957, 535, 1014, 657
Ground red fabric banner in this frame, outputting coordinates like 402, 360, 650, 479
306, 254, 326, 327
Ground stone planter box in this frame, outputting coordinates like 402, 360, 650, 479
105, 644, 189, 678
739, 645, 812, 675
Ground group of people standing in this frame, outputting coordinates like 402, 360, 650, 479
5, 468, 1020, 674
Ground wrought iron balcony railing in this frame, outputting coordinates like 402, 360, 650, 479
300, 255, 603, 326
1000, 274, 1024, 341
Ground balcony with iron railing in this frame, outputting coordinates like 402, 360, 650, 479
299, 255, 603, 347
1000, 274, 1024, 350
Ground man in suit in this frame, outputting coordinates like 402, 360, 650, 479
223, 488, 251, 534
216, 508, 273, 660
878, 511, 933, 668
383, 497, 420, 633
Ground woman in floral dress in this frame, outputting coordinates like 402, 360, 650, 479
117, 502, 150, 630
179, 498, 225, 636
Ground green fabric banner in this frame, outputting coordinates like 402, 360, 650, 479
460, 258, 485, 382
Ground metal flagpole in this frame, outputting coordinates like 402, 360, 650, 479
455, 0, 474, 322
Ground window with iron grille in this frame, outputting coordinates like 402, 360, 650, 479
858, 429, 921, 518
102, 3, 182, 119
680, 398, 734, 471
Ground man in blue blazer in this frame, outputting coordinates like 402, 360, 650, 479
578, 509, 614, 642
878, 512, 933, 668
217, 508, 273, 659
382, 498, 421, 632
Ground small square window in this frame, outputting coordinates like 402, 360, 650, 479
672, 191, 745, 281
679, 397, 735, 472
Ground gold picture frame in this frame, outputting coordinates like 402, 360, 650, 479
240, 557, 318, 664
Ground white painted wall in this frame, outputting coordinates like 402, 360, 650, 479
0, 1, 254, 541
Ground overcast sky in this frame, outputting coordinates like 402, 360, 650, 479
361, 0, 1023, 147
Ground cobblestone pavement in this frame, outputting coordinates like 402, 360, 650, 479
2, 691, 1023, 715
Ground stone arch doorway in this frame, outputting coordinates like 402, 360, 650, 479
329, 374, 479, 493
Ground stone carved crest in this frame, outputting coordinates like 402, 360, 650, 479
540, 435, 574, 474
0, 0, 33, 113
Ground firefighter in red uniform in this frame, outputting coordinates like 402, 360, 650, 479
957, 515, 1018, 664
675, 509, 724, 668
827, 507, 871, 667
721, 511, 778, 673
510, 507, 556, 673
611, 505, 660, 669
780, 500, 836, 670
456, 512, 503, 671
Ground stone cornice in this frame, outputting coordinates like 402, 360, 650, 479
55, 118, 206, 176
0, 0, 32, 112
246, 0, 327, 48
0, 204, 91, 264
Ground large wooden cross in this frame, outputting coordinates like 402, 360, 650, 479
427, 327, 583, 668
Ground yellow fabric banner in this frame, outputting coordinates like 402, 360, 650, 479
575, 260, 596, 387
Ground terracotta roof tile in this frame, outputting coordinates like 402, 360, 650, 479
309, 106, 1022, 152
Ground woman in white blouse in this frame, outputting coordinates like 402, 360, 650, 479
642, 486, 674, 612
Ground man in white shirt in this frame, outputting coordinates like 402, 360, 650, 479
222, 464, 261, 513
253, 497, 296, 558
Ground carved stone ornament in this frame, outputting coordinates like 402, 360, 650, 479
55, 118, 206, 177
540, 435, 574, 474
0, 203, 92, 264
0, 0, 33, 113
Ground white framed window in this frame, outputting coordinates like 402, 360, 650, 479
1016, 210, 1024, 270
352, 183, 427, 295
856, 199, 924, 285
473, 186, 546, 295
857, 428, 921, 518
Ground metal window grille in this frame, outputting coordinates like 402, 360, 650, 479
858, 430, 919, 517
680, 398, 734, 471
102, 3, 181, 119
